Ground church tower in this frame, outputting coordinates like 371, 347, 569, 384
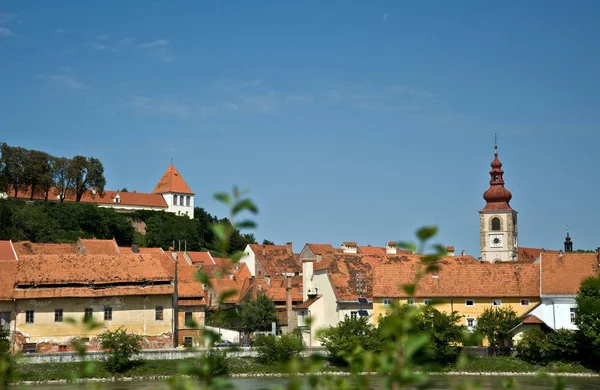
479, 140, 518, 262
152, 163, 195, 219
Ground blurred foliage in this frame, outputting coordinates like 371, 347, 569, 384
98, 327, 143, 373
475, 306, 520, 348
253, 334, 303, 365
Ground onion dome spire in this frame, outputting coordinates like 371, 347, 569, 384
481, 135, 513, 211
564, 226, 573, 252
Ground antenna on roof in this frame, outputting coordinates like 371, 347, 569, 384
170, 157, 173, 165
493, 133, 499, 154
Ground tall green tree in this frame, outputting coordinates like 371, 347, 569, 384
24, 150, 53, 201
68, 156, 106, 202
476, 306, 520, 347
0, 144, 28, 197
54, 157, 74, 202
240, 292, 278, 333
575, 275, 600, 363
318, 315, 382, 364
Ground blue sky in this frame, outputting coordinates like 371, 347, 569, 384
1, 1, 599, 256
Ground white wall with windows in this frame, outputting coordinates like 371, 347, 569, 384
530, 296, 578, 330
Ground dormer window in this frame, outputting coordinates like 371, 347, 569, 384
113, 194, 121, 203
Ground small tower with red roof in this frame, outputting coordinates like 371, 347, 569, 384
479, 137, 518, 262
152, 163, 195, 219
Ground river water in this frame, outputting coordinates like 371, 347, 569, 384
32, 375, 600, 389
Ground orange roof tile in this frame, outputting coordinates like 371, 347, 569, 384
13, 241, 78, 256
0, 241, 17, 261
521, 314, 544, 324
0, 261, 17, 300
358, 246, 386, 255
8, 186, 168, 208
373, 257, 539, 298
78, 238, 119, 255
519, 247, 560, 262
541, 252, 599, 295
248, 244, 301, 276
243, 278, 303, 303
16, 253, 174, 286
186, 251, 215, 265
305, 243, 340, 256
295, 295, 321, 309
13, 285, 172, 299
119, 247, 164, 254
177, 261, 205, 299
152, 164, 194, 195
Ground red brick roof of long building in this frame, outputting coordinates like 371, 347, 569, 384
373, 257, 539, 298
541, 252, 599, 295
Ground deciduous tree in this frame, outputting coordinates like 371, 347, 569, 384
476, 306, 520, 348
575, 275, 600, 363
240, 292, 278, 334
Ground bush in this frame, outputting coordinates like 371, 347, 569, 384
206, 348, 230, 376
415, 306, 465, 365
476, 306, 520, 347
318, 316, 382, 365
515, 328, 547, 363
0, 328, 9, 356
98, 327, 143, 373
546, 329, 578, 362
253, 334, 303, 365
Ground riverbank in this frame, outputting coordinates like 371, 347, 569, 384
13, 356, 598, 384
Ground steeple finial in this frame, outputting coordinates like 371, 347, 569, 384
170, 157, 173, 165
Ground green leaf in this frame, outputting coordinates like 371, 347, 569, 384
231, 199, 258, 215
235, 219, 257, 229
213, 192, 232, 205
416, 226, 438, 242
210, 223, 228, 241
402, 283, 416, 296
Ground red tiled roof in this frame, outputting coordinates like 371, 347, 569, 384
519, 247, 560, 262
373, 257, 539, 298
152, 164, 194, 195
178, 299, 206, 307
13, 241, 78, 256
305, 243, 340, 256
295, 295, 321, 310
78, 238, 119, 255
119, 247, 164, 254
13, 285, 172, 299
0, 241, 17, 261
248, 244, 301, 276
16, 253, 174, 286
521, 314, 544, 324
177, 260, 205, 299
8, 186, 168, 208
244, 279, 303, 303
541, 252, 599, 295
186, 251, 215, 265
0, 261, 17, 300
358, 246, 386, 255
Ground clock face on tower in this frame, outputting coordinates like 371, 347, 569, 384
490, 234, 504, 248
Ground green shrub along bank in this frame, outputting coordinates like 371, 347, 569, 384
13, 356, 595, 382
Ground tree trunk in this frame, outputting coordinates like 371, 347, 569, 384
44, 188, 49, 202
29, 184, 36, 201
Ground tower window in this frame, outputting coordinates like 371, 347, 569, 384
186, 196, 190, 206
491, 217, 501, 231
173, 195, 178, 206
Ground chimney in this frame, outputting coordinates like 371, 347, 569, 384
342, 242, 358, 254
265, 275, 271, 286
461, 250, 466, 256
131, 243, 139, 254
316, 253, 322, 262
286, 242, 293, 256
386, 241, 397, 255
91, 187, 97, 195
445, 246, 455, 257
262, 247, 266, 256
559, 250, 564, 258
286, 278, 292, 314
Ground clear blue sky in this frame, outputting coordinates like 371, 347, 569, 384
1, 1, 599, 256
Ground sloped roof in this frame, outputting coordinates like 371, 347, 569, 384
518, 247, 560, 262
541, 252, 599, 295
521, 314, 544, 324
13, 285, 172, 299
0, 261, 17, 300
177, 260, 205, 299
78, 238, 119, 255
186, 251, 215, 265
373, 257, 539, 298
248, 244, 301, 276
295, 295, 321, 310
241, 278, 303, 303
119, 247, 164, 254
152, 164, 194, 195
8, 186, 168, 208
13, 241, 78, 256
16, 253, 174, 285
0, 241, 17, 261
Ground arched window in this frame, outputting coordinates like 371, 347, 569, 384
173, 195, 178, 206
491, 217, 501, 231
186, 196, 190, 206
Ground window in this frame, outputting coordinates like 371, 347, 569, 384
185, 311, 193, 326
84, 308, 93, 320
520, 299, 530, 306
184, 337, 193, 348
0, 312, 11, 330
104, 307, 112, 321
25, 310, 34, 324
570, 308, 576, 324
186, 196, 190, 206
58, 345, 67, 352
491, 217, 501, 231
465, 300, 475, 306
423, 299, 431, 306
407, 299, 415, 306
383, 299, 392, 306
350, 311, 358, 320
492, 300, 502, 307
173, 195, 178, 206
156, 306, 164, 321
466, 317, 476, 328
55, 309, 63, 323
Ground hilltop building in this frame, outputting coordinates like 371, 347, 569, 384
2, 163, 195, 219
